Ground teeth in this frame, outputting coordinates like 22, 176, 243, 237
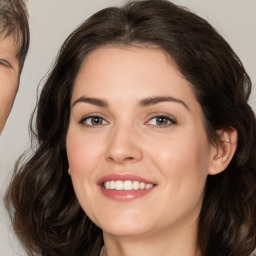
103, 180, 154, 190
105, 181, 110, 189
116, 180, 123, 190
124, 180, 133, 190
110, 180, 115, 189
140, 182, 145, 189
133, 181, 140, 190
145, 184, 153, 189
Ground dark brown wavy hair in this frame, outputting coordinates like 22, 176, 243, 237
0, 0, 30, 70
5, 1, 256, 255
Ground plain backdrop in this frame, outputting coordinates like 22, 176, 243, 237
0, 0, 255, 255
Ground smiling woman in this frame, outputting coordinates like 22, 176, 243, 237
67, 46, 219, 248
5, 0, 256, 256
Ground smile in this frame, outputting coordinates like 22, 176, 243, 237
103, 180, 154, 191
98, 174, 156, 201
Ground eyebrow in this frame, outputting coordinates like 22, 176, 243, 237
71, 96, 108, 108
71, 96, 189, 110
139, 96, 189, 110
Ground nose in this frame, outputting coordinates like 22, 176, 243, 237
105, 125, 143, 164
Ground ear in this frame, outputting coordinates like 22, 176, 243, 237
208, 127, 238, 175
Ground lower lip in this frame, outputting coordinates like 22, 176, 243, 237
99, 186, 155, 201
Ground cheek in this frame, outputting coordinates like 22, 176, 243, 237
67, 128, 97, 170
0, 79, 18, 132
66, 128, 95, 208
66, 132, 85, 171
148, 130, 210, 197
66, 127, 105, 193
151, 130, 210, 167
0, 70, 19, 94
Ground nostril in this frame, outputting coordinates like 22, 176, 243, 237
106, 155, 135, 163
124, 157, 134, 161
107, 156, 114, 162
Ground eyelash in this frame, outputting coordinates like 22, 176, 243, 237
79, 115, 108, 127
146, 115, 177, 128
0, 59, 11, 67
79, 114, 177, 128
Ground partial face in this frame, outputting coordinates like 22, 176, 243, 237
0, 35, 19, 134
66, 47, 215, 239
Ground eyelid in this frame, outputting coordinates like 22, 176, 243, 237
79, 114, 109, 127
0, 59, 11, 67
145, 113, 177, 127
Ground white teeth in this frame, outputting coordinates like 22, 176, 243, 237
133, 181, 140, 190
115, 180, 124, 190
124, 180, 133, 190
140, 182, 146, 189
110, 180, 115, 189
145, 184, 153, 189
103, 180, 154, 190
105, 181, 110, 189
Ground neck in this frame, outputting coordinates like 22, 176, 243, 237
102, 221, 201, 256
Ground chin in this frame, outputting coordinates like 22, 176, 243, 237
102, 224, 149, 237
96, 215, 152, 237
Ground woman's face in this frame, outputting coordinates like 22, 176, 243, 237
66, 46, 216, 239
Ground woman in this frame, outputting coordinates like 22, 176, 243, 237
5, 0, 256, 255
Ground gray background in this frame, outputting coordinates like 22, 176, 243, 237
0, 0, 255, 255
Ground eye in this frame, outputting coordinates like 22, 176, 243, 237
80, 115, 108, 126
147, 115, 176, 126
0, 59, 11, 67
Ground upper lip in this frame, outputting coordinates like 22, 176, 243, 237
97, 174, 156, 185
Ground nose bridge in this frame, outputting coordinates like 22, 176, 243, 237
105, 120, 143, 164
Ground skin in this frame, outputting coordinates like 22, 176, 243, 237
66, 46, 235, 256
0, 35, 19, 134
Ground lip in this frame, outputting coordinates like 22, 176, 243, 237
97, 174, 156, 202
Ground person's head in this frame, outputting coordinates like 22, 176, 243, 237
0, 0, 29, 133
6, 1, 256, 256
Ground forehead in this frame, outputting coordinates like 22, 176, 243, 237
0, 34, 17, 52
73, 46, 197, 103
71, 46, 206, 134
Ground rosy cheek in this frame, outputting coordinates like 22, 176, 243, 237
67, 130, 99, 175
67, 131, 83, 169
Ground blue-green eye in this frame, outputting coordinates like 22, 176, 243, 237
147, 115, 176, 126
81, 116, 108, 126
